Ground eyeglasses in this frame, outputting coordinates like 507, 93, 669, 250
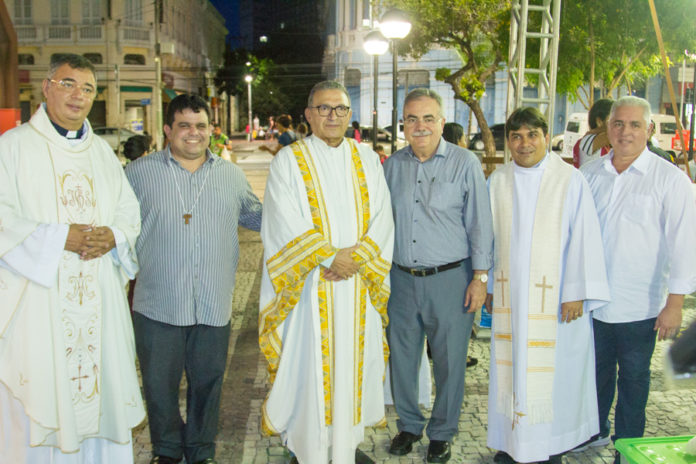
404, 115, 441, 126
49, 79, 96, 98
310, 104, 350, 117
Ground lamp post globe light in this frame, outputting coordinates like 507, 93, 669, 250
380, 8, 412, 154
363, 30, 389, 151
244, 74, 253, 142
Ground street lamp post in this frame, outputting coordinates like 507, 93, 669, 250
380, 9, 412, 154
363, 31, 389, 151
244, 74, 253, 142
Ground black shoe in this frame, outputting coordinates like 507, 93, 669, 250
614, 450, 621, 464
150, 457, 182, 464
493, 451, 516, 463
427, 440, 451, 463
570, 433, 611, 453
355, 449, 375, 464
466, 356, 479, 367
193, 459, 217, 464
389, 431, 422, 455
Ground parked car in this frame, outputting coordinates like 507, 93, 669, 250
383, 123, 405, 142
360, 126, 392, 142
468, 123, 506, 152
93, 127, 138, 153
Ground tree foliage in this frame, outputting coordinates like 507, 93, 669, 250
558, 0, 696, 108
381, 0, 511, 157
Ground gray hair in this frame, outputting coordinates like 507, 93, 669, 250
307, 81, 351, 107
403, 88, 444, 115
610, 96, 651, 127
47, 53, 97, 82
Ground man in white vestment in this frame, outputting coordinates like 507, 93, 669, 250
259, 81, 394, 464
0, 53, 144, 463
486, 107, 611, 464
579, 96, 696, 464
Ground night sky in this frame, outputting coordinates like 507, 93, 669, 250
209, 0, 241, 47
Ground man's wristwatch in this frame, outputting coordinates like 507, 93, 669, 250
474, 273, 488, 283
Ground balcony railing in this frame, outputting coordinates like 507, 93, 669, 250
48, 25, 72, 40
79, 25, 103, 40
121, 27, 152, 43
16, 24, 105, 43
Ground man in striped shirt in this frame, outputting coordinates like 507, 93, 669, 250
125, 94, 262, 464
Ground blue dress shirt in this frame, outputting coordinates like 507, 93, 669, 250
383, 139, 493, 270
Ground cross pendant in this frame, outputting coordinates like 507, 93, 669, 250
183, 213, 192, 225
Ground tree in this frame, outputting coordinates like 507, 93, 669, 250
215, 47, 289, 130
558, 0, 696, 108
382, 0, 511, 158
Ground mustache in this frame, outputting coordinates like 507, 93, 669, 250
411, 130, 433, 136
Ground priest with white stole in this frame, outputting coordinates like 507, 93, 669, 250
485, 107, 610, 464
259, 81, 394, 464
0, 53, 144, 462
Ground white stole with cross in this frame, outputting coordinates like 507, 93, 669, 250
490, 153, 572, 426
51, 148, 103, 436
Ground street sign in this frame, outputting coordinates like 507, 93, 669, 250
141, 98, 151, 105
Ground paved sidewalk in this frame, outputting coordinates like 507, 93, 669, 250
133, 150, 696, 464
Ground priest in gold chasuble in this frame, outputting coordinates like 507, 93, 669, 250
259, 81, 394, 464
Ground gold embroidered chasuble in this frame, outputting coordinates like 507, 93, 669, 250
52, 150, 103, 435
259, 138, 391, 435
0, 105, 144, 453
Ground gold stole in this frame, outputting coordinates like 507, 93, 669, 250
49, 145, 103, 435
259, 139, 390, 433
490, 154, 572, 426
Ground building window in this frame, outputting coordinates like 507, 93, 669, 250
124, 0, 143, 26
14, 0, 33, 25
349, 0, 357, 30
82, 0, 101, 25
124, 54, 146, 65
362, 0, 370, 23
84, 53, 103, 64
18, 53, 35, 65
51, 0, 70, 25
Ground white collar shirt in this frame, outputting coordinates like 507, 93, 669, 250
581, 148, 696, 323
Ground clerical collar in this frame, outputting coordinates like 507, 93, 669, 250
50, 119, 86, 139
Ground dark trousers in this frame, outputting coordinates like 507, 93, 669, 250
133, 312, 231, 463
593, 317, 657, 441
387, 259, 475, 441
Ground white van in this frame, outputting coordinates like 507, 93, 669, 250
562, 112, 588, 158
651, 114, 678, 154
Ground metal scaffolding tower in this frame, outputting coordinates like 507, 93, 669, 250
506, 0, 562, 149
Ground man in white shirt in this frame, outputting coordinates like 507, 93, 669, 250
580, 96, 696, 463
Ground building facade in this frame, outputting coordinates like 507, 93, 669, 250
9, 0, 228, 139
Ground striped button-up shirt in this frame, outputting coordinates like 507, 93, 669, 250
125, 148, 262, 326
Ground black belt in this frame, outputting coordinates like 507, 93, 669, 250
396, 259, 465, 277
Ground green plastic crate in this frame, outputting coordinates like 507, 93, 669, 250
615, 436, 696, 464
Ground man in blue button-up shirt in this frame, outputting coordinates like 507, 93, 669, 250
383, 88, 493, 463
126, 95, 262, 464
